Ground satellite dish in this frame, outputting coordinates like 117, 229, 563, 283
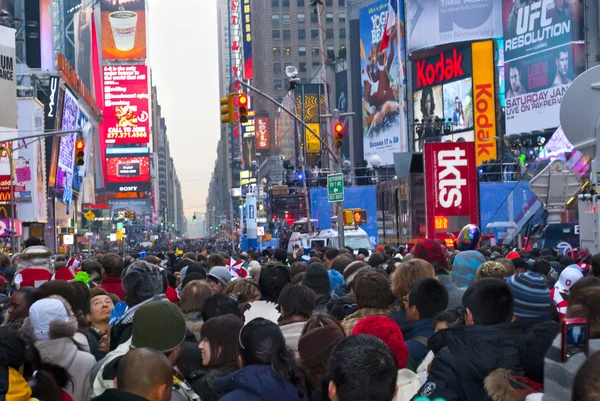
559, 65, 600, 158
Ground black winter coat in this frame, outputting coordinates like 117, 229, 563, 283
412, 323, 526, 401
188, 366, 237, 401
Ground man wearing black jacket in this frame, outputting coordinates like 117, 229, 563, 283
412, 278, 524, 401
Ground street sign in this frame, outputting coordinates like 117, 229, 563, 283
257, 226, 265, 236
117, 222, 123, 231
327, 173, 344, 202
84, 210, 96, 222
63, 235, 74, 245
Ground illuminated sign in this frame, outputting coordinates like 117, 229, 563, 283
241, 0, 253, 79
413, 46, 473, 89
472, 41, 497, 164
255, 117, 270, 150
115, 191, 147, 199
105, 154, 150, 192
230, 0, 241, 79
57, 54, 101, 117
434, 216, 449, 230
101, 65, 149, 145
57, 89, 79, 204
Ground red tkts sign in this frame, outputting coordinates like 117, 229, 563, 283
424, 142, 479, 240
413, 45, 473, 89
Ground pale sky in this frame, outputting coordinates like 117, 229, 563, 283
147, 0, 220, 220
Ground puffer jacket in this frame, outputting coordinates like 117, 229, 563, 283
484, 368, 543, 401
411, 323, 526, 401
327, 294, 358, 321
214, 365, 305, 401
188, 366, 238, 401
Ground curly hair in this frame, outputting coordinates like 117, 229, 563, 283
391, 259, 436, 303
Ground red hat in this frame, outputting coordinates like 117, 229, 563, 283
375, 245, 385, 252
352, 316, 408, 369
53, 267, 81, 282
507, 251, 521, 260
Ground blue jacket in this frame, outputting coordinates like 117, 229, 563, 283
215, 365, 305, 401
390, 313, 434, 367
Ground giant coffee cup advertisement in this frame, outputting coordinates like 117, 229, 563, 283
101, 0, 146, 60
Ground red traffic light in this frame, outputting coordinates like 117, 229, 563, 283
75, 140, 85, 150
239, 95, 248, 106
334, 123, 344, 134
75, 140, 85, 166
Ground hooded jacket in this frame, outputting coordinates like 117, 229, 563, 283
392, 317, 434, 371
7, 366, 37, 401
327, 293, 358, 321
214, 365, 304, 401
411, 323, 525, 401
188, 366, 238, 401
484, 368, 543, 401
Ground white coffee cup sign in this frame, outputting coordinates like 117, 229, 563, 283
109, 10, 138, 52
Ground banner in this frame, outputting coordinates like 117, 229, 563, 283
406, 0, 502, 54
0, 26, 16, 130
101, 0, 146, 60
255, 117, 270, 151
359, 0, 407, 165
504, 43, 584, 135
296, 84, 325, 155
241, 0, 253, 79
101, 65, 150, 144
472, 41, 497, 165
424, 142, 479, 241
74, 5, 94, 94
57, 89, 79, 204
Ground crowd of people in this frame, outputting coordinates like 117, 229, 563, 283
1, 237, 600, 400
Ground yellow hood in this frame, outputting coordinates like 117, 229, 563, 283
7, 367, 34, 401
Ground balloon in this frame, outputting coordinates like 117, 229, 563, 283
457, 224, 481, 251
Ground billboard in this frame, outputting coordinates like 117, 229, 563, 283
359, 0, 407, 165
74, 5, 94, 94
101, 65, 150, 144
0, 25, 17, 130
472, 40, 497, 164
101, 0, 146, 60
296, 84, 325, 155
502, 0, 584, 135
442, 78, 473, 131
424, 142, 479, 241
105, 154, 151, 192
243, 134, 256, 170
255, 117, 270, 151
406, 0, 502, 54
241, 0, 253, 80
57, 89, 79, 204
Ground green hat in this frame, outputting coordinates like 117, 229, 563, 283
132, 301, 186, 352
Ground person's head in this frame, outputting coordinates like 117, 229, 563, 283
131, 301, 187, 365
475, 261, 507, 280
302, 263, 331, 296
352, 316, 408, 369
290, 261, 308, 278
324, 249, 341, 269
224, 279, 261, 303
175, 341, 203, 378
24, 237, 43, 249
85, 292, 114, 328
0, 326, 27, 371
0, 252, 10, 268
26, 297, 77, 341
367, 252, 385, 268
494, 258, 516, 277
391, 259, 435, 304
342, 261, 369, 292
101, 253, 124, 278
567, 286, 600, 339
248, 261, 261, 281
591, 253, 600, 277
81, 259, 102, 278
7, 287, 36, 322
331, 255, 353, 275
201, 293, 241, 321
505, 272, 551, 320
278, 283, 315, 321
206, 254, 227, 270
182, 252, 197, 262
512, 258, 529, 274
411, 240, 449, 272
178, 280, 213, 314
532, 259, 551, 277
509, 65, 523, 92
35, 280, 79, 312
462, 278, 513, 326
180, 273, 206, 292
274, 248, 288, 264
199, 314, 243, 368
258, 265, 291, 303
329, 334, 398, 401
433, 307, 465, 332
451, 250, 486, 289
117, 348, 173, 401
121, 261, 165, 307
421, 86, 434, 117
206, 266, 232, 293
355, 270, 393, 309
556, 50, 569, 77
238, 318, 303, 389
405, 278, 448, 322
572, 350, 600, 401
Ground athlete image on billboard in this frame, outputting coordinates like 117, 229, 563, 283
552, 49, 573, 86
443, 78, 473, 131
506, 63, 527, 99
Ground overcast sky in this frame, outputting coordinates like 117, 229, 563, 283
147, 0, 220, 220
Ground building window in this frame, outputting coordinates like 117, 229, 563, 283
327, 45, 335, 59
338, 0, 345, 5
272, 30, 281, 39
284, 46, 291, 56
282, 0, 289, 6
326, 12, 333, 23
311, 28, 319, 39
312, 61, 321, 70
311, 13, 318, 23
340, 28, 346, 39
300, 62, 307, 72
283, 30, 291, 40
284, 62, 292, 71
272, 15, 280, 26
297, 13, 305, 23
282, 14, 290, 24
272, 0, 279, 6
327, 28, 334, 40
339, 12, 346, 23
298, 29, 306, 39
273, 63, 282, 73
273, 46, 281, 56
299, 46, 306, 56
312, 46, 319, 56
339, 45, 346, 58
326, 0, 332, 5
274, 80, 283, 90
297, 0, 304, 6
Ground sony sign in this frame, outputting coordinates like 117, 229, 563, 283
412, 45, 473, 89
119, 186, 138, 192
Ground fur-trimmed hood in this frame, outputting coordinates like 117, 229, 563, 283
16, 246, 54, 273
484, 368, 543, 401
21, 295, 78, 341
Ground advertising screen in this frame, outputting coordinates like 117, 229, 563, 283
101, 65, 149, 144
74, 5, 94, 94
101, 0, 146, 60
442, 78, 473, 131
255, 117, 270, 151
0, 25, 17, 130
57, 89, 79, 204
406, 0, 502, 54
472, 40, 497, 165
359, 0, 407, 165
241, 0, 253, 79
413, 85, 442, 152
105, 154, 150, 192
424, 142, 479, 240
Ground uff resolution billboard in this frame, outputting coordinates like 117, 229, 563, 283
406, 0, 502, 54
502, 0, 584, 135
424, 142, 479, 241
101, 65, 150, 145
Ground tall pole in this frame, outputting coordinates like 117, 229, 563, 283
291, 88, 312, 234
8, 146, 15, 252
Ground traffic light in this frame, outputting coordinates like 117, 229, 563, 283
75, 140, 85, 166
343, 209, 367, 226
333, 122, 344, 149
220, 93, 237, 124
238, 94, 249, 123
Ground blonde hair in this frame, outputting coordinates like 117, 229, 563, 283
224, 278, 261, 303
391, 258, 436, 302
179, 280, 213, 314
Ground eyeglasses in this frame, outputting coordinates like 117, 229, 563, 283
402, 295, 409, 304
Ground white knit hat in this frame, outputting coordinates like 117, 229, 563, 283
29, 298, 68, 341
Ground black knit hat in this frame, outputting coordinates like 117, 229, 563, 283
302, 263, 331, 295
132, 301, 186, 352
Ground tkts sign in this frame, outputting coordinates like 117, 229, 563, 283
412, 45, 473, 89
424, 142, 479, 240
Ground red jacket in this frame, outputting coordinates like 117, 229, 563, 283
100, 276, 125, 301
165, 286, 179, 303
